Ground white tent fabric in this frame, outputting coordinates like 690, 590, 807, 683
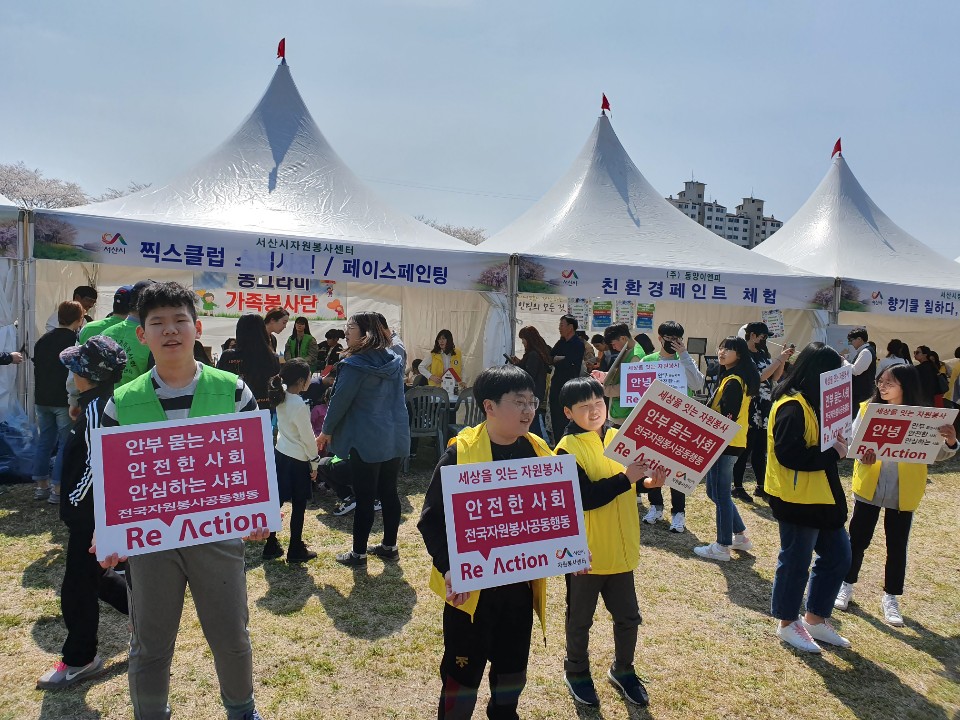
481, 115, 828, 309
28, 62, 511, 383
0, 196, 21, 413
754, 155, 960, 321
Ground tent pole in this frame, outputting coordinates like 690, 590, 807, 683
830, 277, 841, 325
507, 254, 519, 356
20, 211, 35, 420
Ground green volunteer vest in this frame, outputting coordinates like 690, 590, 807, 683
113, 365, 238, 425
78, 315, 125, 344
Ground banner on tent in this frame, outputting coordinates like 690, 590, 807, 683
0, 206, 17, 259
519, 256, 827, 311
615, 300, 635, 326
568, 298, 590, 330
192, 272, 346, 320
32, 212, 506, 293
636, 303, 654, 330
838, 280, 960, 320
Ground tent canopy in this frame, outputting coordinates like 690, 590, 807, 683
754, 154, 960, 291
481, 115, 827, 309
62, 63, 475, 251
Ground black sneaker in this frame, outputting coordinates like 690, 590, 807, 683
367, 543, 400, 561
286, 542, 317, 562
607, 664, 649, 706
753, 486, 768, 500
335, 550, 367, 567
261, 537, 284, 560
564, 671, 599, 706
731, 486, 754, 503
333, 497, 356, 516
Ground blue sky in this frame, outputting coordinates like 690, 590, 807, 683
2, 1, 958, 257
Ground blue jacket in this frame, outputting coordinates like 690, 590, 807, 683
322, 349, 410, 463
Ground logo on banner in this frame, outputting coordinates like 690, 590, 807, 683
101, 232, 127, 255
559, 269, 579, 287
871, 291, 884, 307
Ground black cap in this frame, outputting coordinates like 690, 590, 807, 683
113, 285, 134, 314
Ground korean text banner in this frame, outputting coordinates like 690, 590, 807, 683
192, 272, 346, 320
440, 454, 589, 593
850, 403, 957, 464
604, 379, 740, 493
517, 256, 828, 311
32, 212, 508, 293
90, 411, 281, 560
835, 280, 960, 320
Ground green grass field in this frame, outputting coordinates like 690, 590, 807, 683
1, 452, 957, 720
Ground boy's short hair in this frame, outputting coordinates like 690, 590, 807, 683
603, 323, 630, 343
559, 377, 604, 409
847, 327, 868, 342
657, 320, 684, 338
473, 365, 535, 412
73, 285, 98, 301
137, 282, 198, 327
590, 334, 605, 344
57, 300, 84, 326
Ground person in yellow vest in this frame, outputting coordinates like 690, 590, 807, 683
421, 329, 463, 387
555, 377, 668, 708
92, 282, 271, 720
694, 337, 759, 562
765, 343, 852, 654
834, 365, 957, 625
417, 364, 553, 719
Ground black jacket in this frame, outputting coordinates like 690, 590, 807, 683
32, 327, 76, 406
59, 385, 113, 531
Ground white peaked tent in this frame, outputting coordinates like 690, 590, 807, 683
30, 62, 509, 382
755, 153, 960, 351
482, 115, 830, 349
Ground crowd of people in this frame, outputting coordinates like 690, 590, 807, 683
7, 286, 959, 717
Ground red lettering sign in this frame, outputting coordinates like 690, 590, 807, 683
863, 418, 911, 448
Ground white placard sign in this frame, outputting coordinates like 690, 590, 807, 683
761, 309, 785, 339
604, 380, 740, 494
619, 360, 687, 407
849, 403, 957, 464
440, 454, 589, 593
820, 366, 853, 451
91, 411, 281, 560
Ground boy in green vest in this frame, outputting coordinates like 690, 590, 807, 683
95, 282, 269, 720
555, 377, 667, 707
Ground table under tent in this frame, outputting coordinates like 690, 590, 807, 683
479, 113, 833, 361
754, 151, 960, 357
28, 59, 511, 406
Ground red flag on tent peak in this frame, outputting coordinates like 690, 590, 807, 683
832, 137, 842, 158
601, 94, 611, 113
277, 38, 286, 60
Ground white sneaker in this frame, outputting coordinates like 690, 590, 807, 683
693, 542, 731, 562
641, 506, 663, 525
668, 512, 686, 533
881, 593, 904, 627
802, 618, 851, 648
731, 532, 753, 551
834, 582, 854, 610
777, 620, 822, 653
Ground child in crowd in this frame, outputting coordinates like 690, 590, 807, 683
418, 364, 553, 719
95, 282, 269, 720
37, 336, 130, 690
263, 359, 320, 562
555, 377, 667, 707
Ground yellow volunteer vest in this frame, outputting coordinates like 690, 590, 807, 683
428, 348, 463, 386
556, 428, 639, 575
851, 401, 928, 512
710, 374, 749, 448
764, 393, 834, 504
428, 422, 553, 631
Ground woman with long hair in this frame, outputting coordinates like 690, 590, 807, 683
263, 307, 290, 353
876, 339, 910, 377
263, 359, 320, 562
284, 316, 320, 370
928, 349, 948, 407
317, 312, 410, 567
510, 326, 553, 439
420, 329, 463, 386
217, 314, 281, 409
835, 364, 957, 625
694, 336, 761, 561
766, 342, 852, 653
